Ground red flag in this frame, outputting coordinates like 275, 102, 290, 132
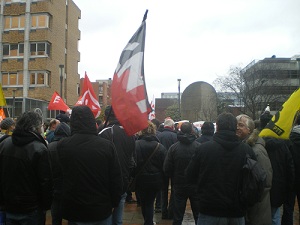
48, 92, 70, 112
111, 10, 151, 136
81, 72, 101, 118
75, 95, 83, 106
0, 108, 6, 122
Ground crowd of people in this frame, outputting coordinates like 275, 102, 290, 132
0, 105, 299, 225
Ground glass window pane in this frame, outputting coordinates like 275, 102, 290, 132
4, 17, 10, 29
19, 16, 25, 28
31, 15, 37, 27
37, 43, 45, 55
38, 15, 46, 27
30, 73, 36, 85
18, 72, 23, 85
30, 43, 36, 55
10, 44, 18, 56
9, 73, 17, 85
37, 72, 44, 84
46, 43, 50, 56
3, 45, 9, 56
19, 44, 24, 56
11, 17, 18, 29
2, 74, 9, 85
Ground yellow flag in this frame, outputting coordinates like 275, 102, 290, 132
0, 83, 6, 106
259, 88, 300, 139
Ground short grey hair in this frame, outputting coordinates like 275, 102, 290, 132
236, 114, 255, 133
164, 118, 175, 127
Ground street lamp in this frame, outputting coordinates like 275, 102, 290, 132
177, 79, 181, 120
59, 65, 64, 98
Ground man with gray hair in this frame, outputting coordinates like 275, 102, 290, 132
157, 117, 178, 220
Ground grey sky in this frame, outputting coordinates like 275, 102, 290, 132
74, 0, 300, 100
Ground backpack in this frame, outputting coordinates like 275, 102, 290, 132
239, 153, 267, 209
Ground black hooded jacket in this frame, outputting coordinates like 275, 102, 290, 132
290, 127, 300, 191
57, 106, 122, 222
164, 132, 200, 190
0, 129, 52, 213
185, 130, 256, 217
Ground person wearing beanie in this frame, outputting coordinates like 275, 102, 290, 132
196, 121, 215, 144
0, 118, 15, 141
164, 122, 200, 225
57, 106, 123, 224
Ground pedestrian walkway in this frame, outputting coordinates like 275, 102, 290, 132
46, 198, 300, 225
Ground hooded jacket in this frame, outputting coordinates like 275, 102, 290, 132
57, 106, 122, 222
164, 132, 200, 190
244, 129, 273, 225
290, 125, 300, 191
0, 129, 52, 213
186, 130, 256, 218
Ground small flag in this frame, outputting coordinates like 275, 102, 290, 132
75, 95, 83, 106
48, 92, 70, 112
259, 88, 300, 139
0, 83, 7, 107
81, 72, 101, 118
149, 95, 155, 120
0, 108, 6, 121
111, 10, 151, 136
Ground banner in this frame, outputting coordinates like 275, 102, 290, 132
48, 92, 70, 112
259, 88, 300, 139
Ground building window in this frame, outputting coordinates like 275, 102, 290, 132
30, 71, 49, 86
30, 42, 51, 57
2, 43, 24, 58
2, 72, 23, 86
5, 0, 44, 4
4, 15, 25, 30
31, 14, 50, 29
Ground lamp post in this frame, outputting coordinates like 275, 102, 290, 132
59, 65, 64, 98
177, 78, 181, 120
12, 89, 16, 118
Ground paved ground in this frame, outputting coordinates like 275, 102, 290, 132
46, 195, 300, 225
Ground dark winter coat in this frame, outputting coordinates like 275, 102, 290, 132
185, 130, 256, 218
0, 130, 52, 213
196, 134, 213, 144
135, 135, 167, 191
157, 128, 178, 150
99, 121, 136, 193
57, 107, 122, 222
263, 137, 295, 208
164, 132, 201, 191
245, 130, 273, 225
290, 128, 300, 191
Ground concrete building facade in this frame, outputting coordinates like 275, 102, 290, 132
0, 0, 81, 119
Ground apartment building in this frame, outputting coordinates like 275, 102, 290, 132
0, 0, 81, 118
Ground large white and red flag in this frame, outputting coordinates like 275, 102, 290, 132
111, 10, 151, 136
149, 95, 155, 120
48, 91, 70, 112
81, 72, 101, 118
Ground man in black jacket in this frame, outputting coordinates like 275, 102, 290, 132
99, 105, 136, 225
186, 112, 256, 224
0, 111, 52, 225
57, 106, 123, 224
164, 122, 201, 225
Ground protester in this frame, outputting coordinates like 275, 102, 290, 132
157, 118, 178, 220
186, 112, 256, 224
236, 114, 273, 225
45, 119, 60, 143
196, 121, 214, 144
56, 110, 70, 124
48, 122, 71, 225
99, 105, 136, 225
0, 117, 15, 141
135, 121, 166, 225
281, 115, 300, 225
260, 111, 295, 225
0, 111, 52, 225
164, 122, 200, 225
57, 105, 122, 224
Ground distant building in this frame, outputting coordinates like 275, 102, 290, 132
161, 92, 181, 99
155, 98, 177, 123
96, 78, 112, 107
0, 0, 81, 119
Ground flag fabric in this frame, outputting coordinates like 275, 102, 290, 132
48, 92, 70, 112
111, 10, 151, 136
0, 83, 7, 106
149, 95, 155, 120
0, 108, 6, 121
259, 88, 300, 139
81, 72, 101, 118
75, 95, 83, 106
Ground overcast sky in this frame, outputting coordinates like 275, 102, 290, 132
74, 0, 300, 100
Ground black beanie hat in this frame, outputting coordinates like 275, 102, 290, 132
0, 118, 15, 130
